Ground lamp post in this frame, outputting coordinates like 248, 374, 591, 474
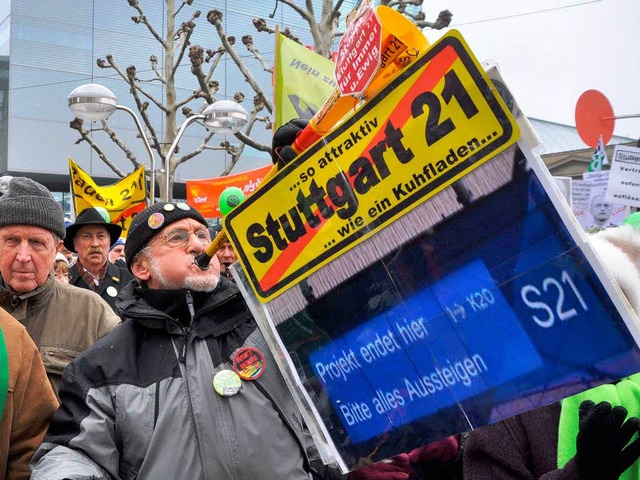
163, 100, 248, 202
67, 83, 158, 203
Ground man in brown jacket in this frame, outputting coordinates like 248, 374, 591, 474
0, 307, 58, 479
0, 177, 120, 395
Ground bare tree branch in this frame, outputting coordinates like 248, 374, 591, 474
219, 100, 272, 176
172, 11, 200, 77
189, 45, 215, 104
149, 55, 166, 84
70, 118, 127, 177
219, 141, 244, 176
128, 0, 167, 49
415, 9, 453, 30
175, 92, 199, 111
74, 0, 452, 195
206, 10, 273, 114
102, 121, 144, 171
205, 48, 225, 83
279, 0, 313, 22
252, 18, 302, 45
173, 0, 194, 19
175, 130, 215, 167
124, 68, 164, 162
317, 0, 342, 55
100, 55, 168, 113
330, 0, 346, 19
234, 129, 270, 152
242, 35, 273, 73
271, 0, 340, 57
306, 0, 315, 19
294, 0, 325, 55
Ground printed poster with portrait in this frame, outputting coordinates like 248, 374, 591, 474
572, 171, 629, 233
229, 31, 640, 472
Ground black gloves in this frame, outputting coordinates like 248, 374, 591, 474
575, 400, 640, 480
272, 118, 309, 168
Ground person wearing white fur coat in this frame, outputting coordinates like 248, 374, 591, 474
589, 221, 640, 317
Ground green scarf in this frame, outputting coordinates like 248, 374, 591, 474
558, 374, 640, 480
0, 326, 8, 418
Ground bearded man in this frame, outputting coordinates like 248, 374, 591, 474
31, 201, 343, 480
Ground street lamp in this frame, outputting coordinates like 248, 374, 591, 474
67, 83, 157, 203
163, 100, 248, 201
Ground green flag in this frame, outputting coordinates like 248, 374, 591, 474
587, 134, 609, 172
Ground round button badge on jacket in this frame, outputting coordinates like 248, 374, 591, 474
232, 347, 266, 380
213, 370, 242, 397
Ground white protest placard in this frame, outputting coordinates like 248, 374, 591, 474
582, 170, 629, 232
571, 179, 592, 230
606, 144, 640, 208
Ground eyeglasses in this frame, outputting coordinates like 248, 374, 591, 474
153, 228, 211, 249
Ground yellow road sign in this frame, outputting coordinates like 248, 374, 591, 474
225, 31, 520, 301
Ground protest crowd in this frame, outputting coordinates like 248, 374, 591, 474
0, 119, 640, 480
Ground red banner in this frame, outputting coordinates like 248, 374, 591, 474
186, 165, 272, 218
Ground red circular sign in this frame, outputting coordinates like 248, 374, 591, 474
575, 89, 615, 148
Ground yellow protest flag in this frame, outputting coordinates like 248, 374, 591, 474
68, 157, 147, 237
274, 33, 337, 130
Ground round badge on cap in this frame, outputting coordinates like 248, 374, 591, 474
233, 347, 266, 380
213, 370, 242, 397
176, 202, 190, 211
147, 212, 165, 229
106, 286, 118, 298
163, 203, 175, 212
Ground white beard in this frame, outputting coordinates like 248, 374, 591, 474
148, 255, 219, 292
183, 273, 219, 292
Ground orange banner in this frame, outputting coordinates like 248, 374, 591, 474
186, 165, 272, 218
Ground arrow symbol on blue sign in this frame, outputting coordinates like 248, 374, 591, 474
446, 303, 467, 323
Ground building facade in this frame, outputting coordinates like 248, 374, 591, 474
530, 118, 637, 177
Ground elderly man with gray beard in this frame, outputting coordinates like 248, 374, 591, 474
31, 201, 344, 480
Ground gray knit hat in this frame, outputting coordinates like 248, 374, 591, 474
125, 201, 207, 269
0, 177, 66, 239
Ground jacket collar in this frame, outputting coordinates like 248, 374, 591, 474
0, 272, 55, 301
117, 277, 252, 337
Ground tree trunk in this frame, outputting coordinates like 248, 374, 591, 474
164, 0, 178, 201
